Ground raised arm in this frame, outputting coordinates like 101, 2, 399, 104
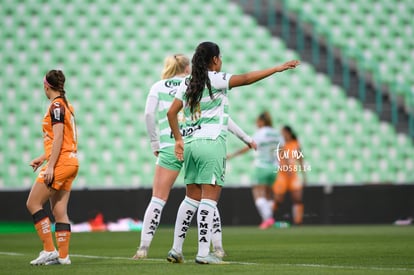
229, 60, 299, 89
144, 95, 160, 156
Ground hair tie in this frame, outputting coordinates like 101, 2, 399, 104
43, 76, 56, 89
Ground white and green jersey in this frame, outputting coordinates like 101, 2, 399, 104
253, 126, 284, 168
175, 71, 233, 142
145, 77, 184, 150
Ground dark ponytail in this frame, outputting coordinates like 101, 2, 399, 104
45, 70, 71, 111
186, 42, 220, 114
283, 125, 297, 140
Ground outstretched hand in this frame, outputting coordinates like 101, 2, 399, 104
282, 60, 300, 70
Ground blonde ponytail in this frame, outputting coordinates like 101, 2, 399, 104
161, 54, 190, 79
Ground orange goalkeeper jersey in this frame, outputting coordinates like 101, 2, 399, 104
42, 96, 78, 166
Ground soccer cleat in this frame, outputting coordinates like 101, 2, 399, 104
132, 246, 148, 260
195, 254, 226, 264
212, 247, 227, 259
259, 217, 275, 230
30, 250, 58, 265
166, 249, 184, 263
45, 256, 71, 265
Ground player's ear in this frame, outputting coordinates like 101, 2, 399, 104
212, 56, 219, 65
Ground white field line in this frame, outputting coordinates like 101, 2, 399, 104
282, 263, 414, 272
71, 254, 256, 265
0, 251, 255, 265
0, 252, 24, 256
1, 251, 412, 271
71, 254, 164, 262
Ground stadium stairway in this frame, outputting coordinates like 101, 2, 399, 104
233, 0, 413, 138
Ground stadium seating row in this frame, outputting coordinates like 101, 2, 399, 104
0, 0, 413, 189
285, 0, 414, 106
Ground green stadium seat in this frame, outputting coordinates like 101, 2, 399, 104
285, 0, 414, 109
0, 0, 413, 189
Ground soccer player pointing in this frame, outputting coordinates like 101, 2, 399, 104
133, 54, 255, 260
167, 41, 299, 264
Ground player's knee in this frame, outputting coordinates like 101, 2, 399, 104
293, 199, 303, 204
26, 198, 32, 212
275, 195, 284, 204
186, 190, 200, 201
186, 185, 202, 201
152, 192, 169, 202
26, 197, 38, 214
52, 207, 67, 221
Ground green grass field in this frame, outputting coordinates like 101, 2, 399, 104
0, 226, 413, 275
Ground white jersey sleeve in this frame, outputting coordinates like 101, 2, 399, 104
144, 93, 160, 152
175, 77, 188, 101
209, 71, 232, 90
148, 82, 159, 98
228, 117, 253, 144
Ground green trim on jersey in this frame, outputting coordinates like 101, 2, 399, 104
176, 71, 232, 142
149, 77, 184, 149
253, 126, 283, 168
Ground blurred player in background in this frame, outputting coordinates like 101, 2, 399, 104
134, 54, 255, 260
228, 111, 283, 229
273, 125, 306, 225
26, 70, 78, 265
167, 41, 299, 264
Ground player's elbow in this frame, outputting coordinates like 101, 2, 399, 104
166, 109, 176, 122
145, 111, 154, 123
232, 74, 253, 88
242, 76, 252, 85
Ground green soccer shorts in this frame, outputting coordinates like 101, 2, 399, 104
156, 147, 183, 171
183, 137, 226, 186
252, 166, 277, 186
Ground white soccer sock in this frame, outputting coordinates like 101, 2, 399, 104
267, 199, 275, 212
197, 199, 217, 257
139, 197, 166, 248
211, 207, 223, 250
255, 197, 272, 221
172, 196, 200, 254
